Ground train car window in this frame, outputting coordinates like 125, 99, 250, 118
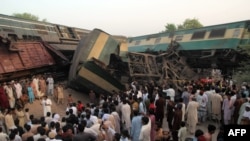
169, 32, 174, 38
155, 38, 161, 44
37, 31, 48, 35
129, 39, 133, 43
191, 30, 206, 40
28, 35, 32, 40
34, 24, 46, 30
135, 40, 141, 45
8, 34, 18, 41
232, 29, 240, 38
3, 28, 14, 33
175, 35, 183, 41
33, 36, 42, 41
146, 36, 151, 41
22, 35, 27, 40
209, 28, 226, 38
53, 27, 57, 32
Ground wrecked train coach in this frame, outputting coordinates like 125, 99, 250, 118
68, 29, 127, 95
122, 20, 250, 93
0, 37, 69, 82
68, 28, 199, 95
0, 14, 90, 60
68, 20, 250, 95
128, 20, 250, 78
2, 13, 250, 95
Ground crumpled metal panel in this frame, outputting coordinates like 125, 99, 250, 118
0, 41, 55, 74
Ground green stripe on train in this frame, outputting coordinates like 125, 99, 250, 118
128, 38, 243, 52
129, 21, 247, 41
74, 76, 111, 95
83, 61, 125, 90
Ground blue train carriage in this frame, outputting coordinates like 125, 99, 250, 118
68, 28, 126, 95
127, 20, 250, 70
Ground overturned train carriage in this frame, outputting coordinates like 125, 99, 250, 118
128, 20, 250, 74
68, 29, 126, 95
0, 38, 69, 82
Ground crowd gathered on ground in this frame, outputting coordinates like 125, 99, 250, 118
0, 74, 250, 141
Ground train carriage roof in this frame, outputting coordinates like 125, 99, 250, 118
128, 20, 250, 40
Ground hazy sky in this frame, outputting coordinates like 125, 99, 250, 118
1, 0, 250, 37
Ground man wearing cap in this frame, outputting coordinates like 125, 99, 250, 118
48, 131, 61, 141
240, 104, 250, 125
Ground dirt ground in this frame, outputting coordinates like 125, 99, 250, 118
24, 87, 90, 118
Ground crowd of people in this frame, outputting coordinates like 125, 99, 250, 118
0, 74, 250, 141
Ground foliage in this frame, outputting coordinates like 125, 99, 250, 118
233, 60, 250, 84
233, 45, 250, 84
164, 23, 176, 32
181, 18, 203, 29
12, 12, 47, 22
164, 18, 203, 32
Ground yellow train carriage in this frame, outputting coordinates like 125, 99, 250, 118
68, 29, 125, 95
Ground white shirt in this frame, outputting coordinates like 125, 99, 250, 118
139, 119, 151, 141
46, 77, 54, 89
0, 132, 9, 141
71, 106, 77, 116
163, 88, 175, 101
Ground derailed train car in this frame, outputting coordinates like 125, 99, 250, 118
128, 20, 250, 74
0, 14, 90, 60
0, 37, 69, 82
0, 14, 128, 83
68, 29, 126, 94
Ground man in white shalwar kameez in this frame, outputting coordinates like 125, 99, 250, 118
121, 99, 131, 133
211, 89, 223, 122
46, 75, 54, 96
41, 96, 52, 117
111, 109, 121, 134
185, 97, 199, 134
6, 84, 15, 108
139, 116, 151, 141
14, 81, 22, 99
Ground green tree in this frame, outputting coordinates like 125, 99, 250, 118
165, 23, 177, 32
182, 18, 203, 29
233, 63, 250, 85
13, 13, 39, 21
164, 18, 203, 32
177, 24, 184, 30
12, 12, 48, 22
